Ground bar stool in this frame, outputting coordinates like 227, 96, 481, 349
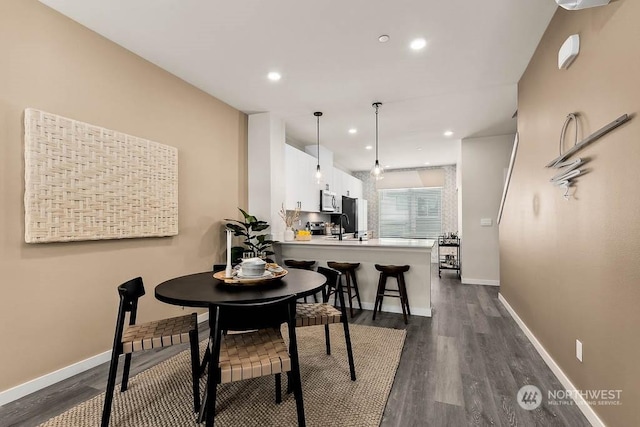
284, 260, 316, 271
327, 262, 362, 317
373, 264, 411, 324
284, 260, 318, 303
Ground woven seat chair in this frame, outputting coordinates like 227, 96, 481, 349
101, 277, 200, 427
284, 260, 319, 303
294, 266, 356, 382
202, 295, 305, 427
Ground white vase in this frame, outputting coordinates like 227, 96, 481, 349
284, 229, 295, 242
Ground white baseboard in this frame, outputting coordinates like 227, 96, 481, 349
462, 277, 500, 286
498, 293, 605, 427
197, 311, 209, 324
360, 302, 432, 317
0, 311, 211, 407
0, 349, 112, 407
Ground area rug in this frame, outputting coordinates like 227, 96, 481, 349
40, 323, 406, 427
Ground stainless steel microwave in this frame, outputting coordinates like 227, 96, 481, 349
320, 190, 337, 212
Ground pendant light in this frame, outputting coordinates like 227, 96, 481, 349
370, 102, 384, 180
314, 112, 323, 183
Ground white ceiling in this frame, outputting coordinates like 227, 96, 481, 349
40, 0, 556, 172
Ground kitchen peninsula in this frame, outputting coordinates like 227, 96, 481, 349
275, 237, 435, 317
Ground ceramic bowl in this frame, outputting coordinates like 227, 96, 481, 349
241, 257, 266, 277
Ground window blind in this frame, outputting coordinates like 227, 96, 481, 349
378, 187, 442, 239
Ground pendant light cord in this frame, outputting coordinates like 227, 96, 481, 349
372, 102, 382, 164
375, 104, 379, 161
314, 112, 323, 172
317, 114, 320, 160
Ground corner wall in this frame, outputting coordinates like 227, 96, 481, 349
0, 0, 247, 393
460, 135, 514, 285
500, 3, 640, 426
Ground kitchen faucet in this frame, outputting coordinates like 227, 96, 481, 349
338, 213, 349, 241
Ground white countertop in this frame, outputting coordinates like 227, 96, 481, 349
276, 236, 435, 250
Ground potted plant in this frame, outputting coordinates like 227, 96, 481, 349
225, 208, 276, 264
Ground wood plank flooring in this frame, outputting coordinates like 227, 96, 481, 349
0, 268, 590, 427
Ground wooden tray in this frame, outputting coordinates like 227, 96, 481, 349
213, 268, 288, 286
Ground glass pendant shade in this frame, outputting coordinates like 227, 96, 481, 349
314, 112, 323, 183
370, 160, 384, 180
371, 102, 384, 180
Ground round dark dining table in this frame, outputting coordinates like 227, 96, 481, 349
156, 268, 327, 425
155, 268, 327, 308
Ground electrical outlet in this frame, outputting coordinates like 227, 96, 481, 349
480, 218, 493, 227
576, 339, 583, 362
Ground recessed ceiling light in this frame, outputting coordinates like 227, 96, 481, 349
365, 145, 373, 150
385, 165, 391, 168
349, 128, 358, 134
417, 147, 422, 151
267, 71, 281, 81
378, 35, 390, 43
444, 130, 454, 137
424, 162, 430, 165
410, 38, 427, 50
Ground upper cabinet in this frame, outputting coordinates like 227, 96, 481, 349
345, 173, 363, 200
284, 144, 320, 212
333, 168, 362, 199
284, 144, 363, 213
330, 168, 364, 214
305, 145, 333, 190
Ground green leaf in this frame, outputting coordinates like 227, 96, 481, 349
251, 223, 269, 232
239, 208, 258, 224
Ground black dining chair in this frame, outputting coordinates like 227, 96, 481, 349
293, 266, 356, 381
202, 294, 306, 427
283, 260, 319, 303
101, 277, 201, 427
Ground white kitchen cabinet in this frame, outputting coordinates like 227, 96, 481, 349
342, 172, 362, 200
284, 144, 299, 210
305, 145, 333, 190
347, 175, 363, 200
330, 168, 364, 212
284, 144, 320, 212
300, 153, 320, 212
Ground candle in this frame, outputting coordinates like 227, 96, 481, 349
225, 229, 232, 277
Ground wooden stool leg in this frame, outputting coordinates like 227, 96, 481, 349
350, 270, 363, 311
397, 274, 408, 324
399, 273, 411, 316
373, 273, 385, 320
344, 272, 354, 317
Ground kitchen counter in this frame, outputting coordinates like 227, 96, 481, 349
278, 236, 435, 249
274, 236, 433, 317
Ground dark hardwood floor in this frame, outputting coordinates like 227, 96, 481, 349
0, 269, 590, 427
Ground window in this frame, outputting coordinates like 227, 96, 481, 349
378, 188, 442, 239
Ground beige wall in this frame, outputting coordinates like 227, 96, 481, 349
500, 3, 639, 426
460, 135, 514, 284
0, 0, 247, 393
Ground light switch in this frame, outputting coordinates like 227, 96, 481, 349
480, 218, 493, 227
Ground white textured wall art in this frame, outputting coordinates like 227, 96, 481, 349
24, 109, 178, 243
